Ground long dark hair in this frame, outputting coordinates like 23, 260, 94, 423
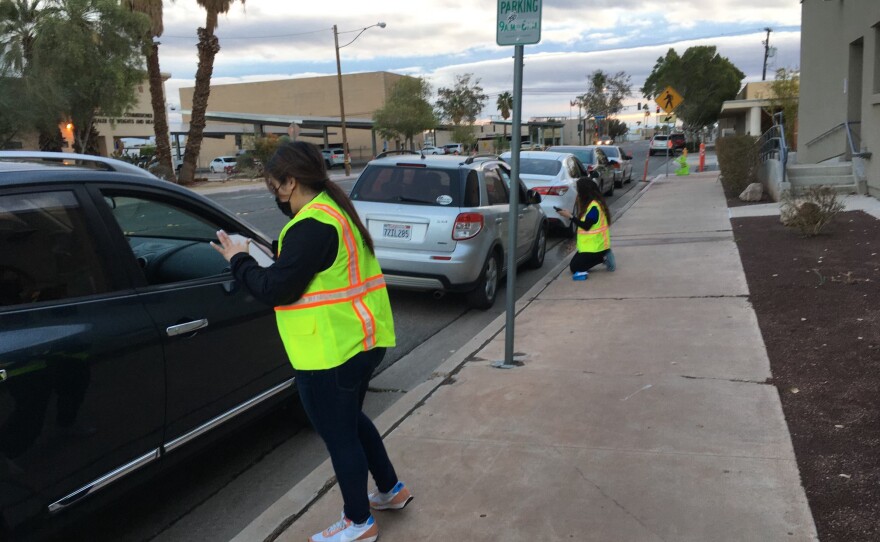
574, 176, 611, 226
265, 141, 375, 253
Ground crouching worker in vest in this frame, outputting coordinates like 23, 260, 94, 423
211, 142, 412, 542
557, 176, 616, 280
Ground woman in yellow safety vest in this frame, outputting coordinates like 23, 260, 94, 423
558, 176, 616, 280
212, 142, 411, 542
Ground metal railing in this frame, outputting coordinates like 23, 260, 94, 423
756, 111, 789, 185
804, 121, 871, 160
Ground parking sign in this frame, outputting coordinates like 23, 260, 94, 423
497, 0, 542, 46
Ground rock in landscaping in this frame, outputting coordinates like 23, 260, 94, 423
739, 182, 764, 202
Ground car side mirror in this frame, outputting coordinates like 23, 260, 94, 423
527, 189, 542, 205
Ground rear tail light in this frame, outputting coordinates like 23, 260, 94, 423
586, 164, 595, 172
533, 186, 569, 196
453, 212, 484, 240
611, 162, 620, 169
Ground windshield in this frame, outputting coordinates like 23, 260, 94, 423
351, 165, 462, 206
599, 146, 619, 158
517, 158, 562, 176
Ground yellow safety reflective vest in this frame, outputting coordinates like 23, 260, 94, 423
274, 192, 395, 370
576, 200, 611, 254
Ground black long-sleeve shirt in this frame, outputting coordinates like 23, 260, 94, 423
571, 205, 600, 231
229, 218, 338, 307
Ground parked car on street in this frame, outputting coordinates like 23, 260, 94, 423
649, 134, 671, 156
542, 145, 615, 197
421, 145, 445, 155
209, 155, 237, 173
441, 143, 466, 155
669, 133, 687, 152
349, 154, 548, 309
501, 148, 612, 235
598, 145, 634, 186
321, 147, 345, 168
0, 152, 295, 539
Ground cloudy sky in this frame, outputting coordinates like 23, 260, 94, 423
157, 0, 803, 124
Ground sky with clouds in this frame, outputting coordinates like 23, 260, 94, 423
157, 0, 803, 125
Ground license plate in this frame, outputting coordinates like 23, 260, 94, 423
383, 223, 412, 240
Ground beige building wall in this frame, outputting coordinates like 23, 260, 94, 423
8, 79, 161, 155
178, 72, 412, 166
799, 0, 880, 196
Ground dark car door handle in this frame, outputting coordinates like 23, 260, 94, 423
166, 319, 209, 337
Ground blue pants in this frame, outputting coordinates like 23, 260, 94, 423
295, 348, 398, 524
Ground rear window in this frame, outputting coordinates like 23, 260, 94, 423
547, 148, 595, 165
351, 165, 462, 206
653, 135, 668, 141
222, 157, 236, 163
518, 158, 562, 176
599, 146, 619, 158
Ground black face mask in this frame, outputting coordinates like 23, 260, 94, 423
275, 196, 295, 218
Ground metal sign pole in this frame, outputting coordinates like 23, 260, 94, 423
495, 44, 524, 369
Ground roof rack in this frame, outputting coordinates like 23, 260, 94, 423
375, 149, 424, 160
463, 153, 500, 165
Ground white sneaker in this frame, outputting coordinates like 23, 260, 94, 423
309, 512, 378, 542
369, 481, 414, 510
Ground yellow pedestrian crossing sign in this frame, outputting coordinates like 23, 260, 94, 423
657, 86, 683, 114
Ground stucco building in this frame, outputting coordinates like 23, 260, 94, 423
798, 0, 880, 196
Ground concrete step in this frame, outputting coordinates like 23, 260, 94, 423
790, 174, 856, 186
789, 181, 860, 196
787, 162, 852, 178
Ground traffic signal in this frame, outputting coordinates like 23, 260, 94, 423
656, 107, 661, 114
637, 102, 641, 110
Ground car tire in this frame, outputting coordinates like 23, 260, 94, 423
614, 175, 623, 188
466, 251, 500, 310
525, 223, 547, 269
604, 177, 615, 197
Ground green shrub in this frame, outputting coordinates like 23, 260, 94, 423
779, 186, 845, 237
716, 135, 758, 196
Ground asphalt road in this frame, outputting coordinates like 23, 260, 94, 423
46, 140, 673, 542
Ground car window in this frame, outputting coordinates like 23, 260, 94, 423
223, 157, 236, 163
550, 148, 594, 166
496, 166, 527, 204
0, 190, 110, 307
102, 193, 230, 285
351, 165, 460, 206
484, 168, 509, 205
600, 146, 620, 159
463, 171, 480, 207
518, 158, 562, 176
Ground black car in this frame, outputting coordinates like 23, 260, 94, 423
0, 152, 295, 539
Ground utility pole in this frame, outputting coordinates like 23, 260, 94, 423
762, 27, 773, 81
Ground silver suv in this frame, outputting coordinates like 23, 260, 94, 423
350, 155, 548, 309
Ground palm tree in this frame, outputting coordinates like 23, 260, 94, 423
0, 0, 45, 76
178, 0, 244, 183
496, 91, 512, 139
125, 0, 175, 182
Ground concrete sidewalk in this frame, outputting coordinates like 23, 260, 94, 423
236, 171, 818, 541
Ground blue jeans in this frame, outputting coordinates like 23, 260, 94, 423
295, 348, 398, 524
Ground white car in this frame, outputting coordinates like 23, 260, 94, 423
209, 156, 237, 173
598, 145, 634, 186
648, 135, 671, 156
321, 148, 345, 168
442, 143, 465, 155
499, 150, 588, 235
421, 145, 445, 155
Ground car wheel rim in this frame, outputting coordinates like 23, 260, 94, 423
485, 257, 498, 299
538, 228, 546, 261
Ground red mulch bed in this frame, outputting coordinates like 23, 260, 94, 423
732, 211, 880, 541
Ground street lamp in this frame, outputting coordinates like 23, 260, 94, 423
333, 21, 386, 175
